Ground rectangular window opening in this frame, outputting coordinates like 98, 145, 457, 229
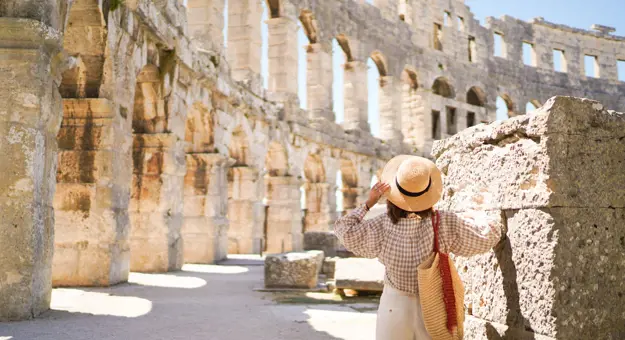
553, 49, 567, 73
617, 60, 625, 82
434, 23, 443, 51
468, 36, 476, 62
467, 112, 475, 127
523, 42, 536, 67
584, 55, 600, 78
432, 110, 441, 139
494, 32, 506, 58
446, 107, 457, 135
457, 16, 465, 31
444, 11, 452, 27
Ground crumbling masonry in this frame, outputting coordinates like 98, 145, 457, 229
0, 0, 623, 333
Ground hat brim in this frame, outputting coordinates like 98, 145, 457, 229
380, 155, 443, 212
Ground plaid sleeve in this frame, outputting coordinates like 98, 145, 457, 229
440, 210, 502, 257
334, 204, 386, 259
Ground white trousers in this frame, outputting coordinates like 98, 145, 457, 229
376, 285, 433, 340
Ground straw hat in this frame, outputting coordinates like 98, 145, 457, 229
380, 155, 443, 212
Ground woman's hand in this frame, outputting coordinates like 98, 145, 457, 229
366, 182, 390, 209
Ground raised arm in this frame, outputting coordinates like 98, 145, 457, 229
334, 181, 391, 259
439, 210, 503, 257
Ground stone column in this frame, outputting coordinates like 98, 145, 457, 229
182, 153, 231, 264
379, 76, 403, 142
264, 176, 304, 253
228, 166, 265, 254
53, 99, 130, 287
227, 0, 262, 82
306, 43, 334, 121
433, 96, 625, 340
0, 4, 68, 319
343, 60, 370, 132
342, 187, 367, 215
187, 0, 225, 54
303, 183, 333, 232
266, 17, 298, 95
130, 133, 185, 272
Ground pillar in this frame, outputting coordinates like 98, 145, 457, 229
266, 16, 298, 95
130, 133, 185, 272
0, 1, 68, 320
228, 166, 265, 254
264, 176, 304, 253
343, 60, 369, 132
379, 76, 403, 142
187, 0, 225, 55
303, 183, 333, 232
53, 99, 130, 287
182, 153, 231, 264
306, 43, 334, 121
341, 187, 367, 215
227, 0, 262, 82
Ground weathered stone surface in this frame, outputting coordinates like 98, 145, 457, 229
321, 257, 338, 279
303, 231, 338, 257
335, 258, 385, 292
434, 96, 625, 339
264, 250, 324, 289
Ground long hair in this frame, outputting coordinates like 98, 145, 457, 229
387, 201, 433, 224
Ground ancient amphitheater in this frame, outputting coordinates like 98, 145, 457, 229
1, 0, 624, 339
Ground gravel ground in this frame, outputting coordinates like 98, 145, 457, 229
1, 256, 378, 340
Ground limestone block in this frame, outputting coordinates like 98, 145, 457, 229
335, 258, 385, 292
182, 216, 228, 264
322, 257, 338, 279
264, 250, 324, 289
303, 231, 338, 257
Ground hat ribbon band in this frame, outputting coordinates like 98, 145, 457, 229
396, 177, 431, 197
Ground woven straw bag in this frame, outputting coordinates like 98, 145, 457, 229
417, 211, 465, 340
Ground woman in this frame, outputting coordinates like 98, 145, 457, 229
334, 155, 502, 340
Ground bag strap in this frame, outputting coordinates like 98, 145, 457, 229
431, 210, 440, 253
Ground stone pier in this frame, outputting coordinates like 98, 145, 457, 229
433, 96, 625, 340
264, 176, 304, 254
303, 182, 333, 232
53, 99, 130, 286
228, 166, 265, 254
182, 153, 231, 264
130, 133, 185, 272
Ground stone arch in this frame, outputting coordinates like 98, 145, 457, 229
340, 159, 358, 188
228, 126, 251, 167
370, 51, 388, 77
59, 0, 108, 98
265, 141, 289, 176
133, 64, 166, 134
335, 34, 354, 62
401, 67, 419, 90
184, 102, 214, 153
467, 86, 487, 107
496, 94, 515, 120
304, 154, 326, 183
266, 0, 280, 18
432, 77, 455, 98
299, 9, 317, 44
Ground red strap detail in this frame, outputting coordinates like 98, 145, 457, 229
431, 211, 458, 333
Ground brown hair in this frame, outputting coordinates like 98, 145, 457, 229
387, 201, 433, 224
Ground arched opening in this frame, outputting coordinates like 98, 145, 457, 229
367, 57, 381, 137
496, 95, 515, 120
297, 18, 309, 110
333, 38, 348, 123
526, 99, 541, 113
432, 77, 455, 98
467, 86, 486, 107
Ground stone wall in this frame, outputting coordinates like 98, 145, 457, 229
433, 96, 625, 340
1, 0, 624, 321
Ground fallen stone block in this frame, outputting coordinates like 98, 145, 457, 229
303, 231, 338, 257
264, 250, 324, 289
322, 257, 338, 279
335, 258, 385, 292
